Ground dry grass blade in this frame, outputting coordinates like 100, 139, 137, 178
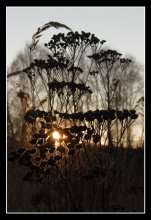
36, 96, 48, 108
31, 21, 72, 51
7, 70, 26, 78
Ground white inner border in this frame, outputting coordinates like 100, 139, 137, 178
6, 6, 145, 214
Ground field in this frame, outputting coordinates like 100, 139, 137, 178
7, 138, 144, 212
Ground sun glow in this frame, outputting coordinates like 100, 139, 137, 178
63, 134, 67, 139
55, 141, 60, 147
52, 131, 61, 140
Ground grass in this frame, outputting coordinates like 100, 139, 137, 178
7, 139, 144, 212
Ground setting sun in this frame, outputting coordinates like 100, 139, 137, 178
52, 131, 60, 140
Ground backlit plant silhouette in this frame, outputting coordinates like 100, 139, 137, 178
8, 21, 139, 212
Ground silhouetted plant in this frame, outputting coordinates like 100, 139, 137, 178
8, 21, 140, 212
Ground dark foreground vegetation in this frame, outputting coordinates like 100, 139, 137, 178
7, 138, 144, 212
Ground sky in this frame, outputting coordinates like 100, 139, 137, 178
6, 7, 145, 67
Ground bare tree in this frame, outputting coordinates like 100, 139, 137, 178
111, 62, 144, 147
7, 43, 49, 144
88, 50, 132, 147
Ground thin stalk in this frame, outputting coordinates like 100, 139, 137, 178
55, 164, 79, 211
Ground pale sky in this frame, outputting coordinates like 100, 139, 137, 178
6, 7, 145, 67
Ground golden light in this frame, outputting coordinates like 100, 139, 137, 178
55, 141, 60, 147
52, 131, 61, 140
46, 135, 50, 141
63, 134, 67, 139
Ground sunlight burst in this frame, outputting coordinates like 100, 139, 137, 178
55, 141, 60, 147
52, 131, 60, 140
